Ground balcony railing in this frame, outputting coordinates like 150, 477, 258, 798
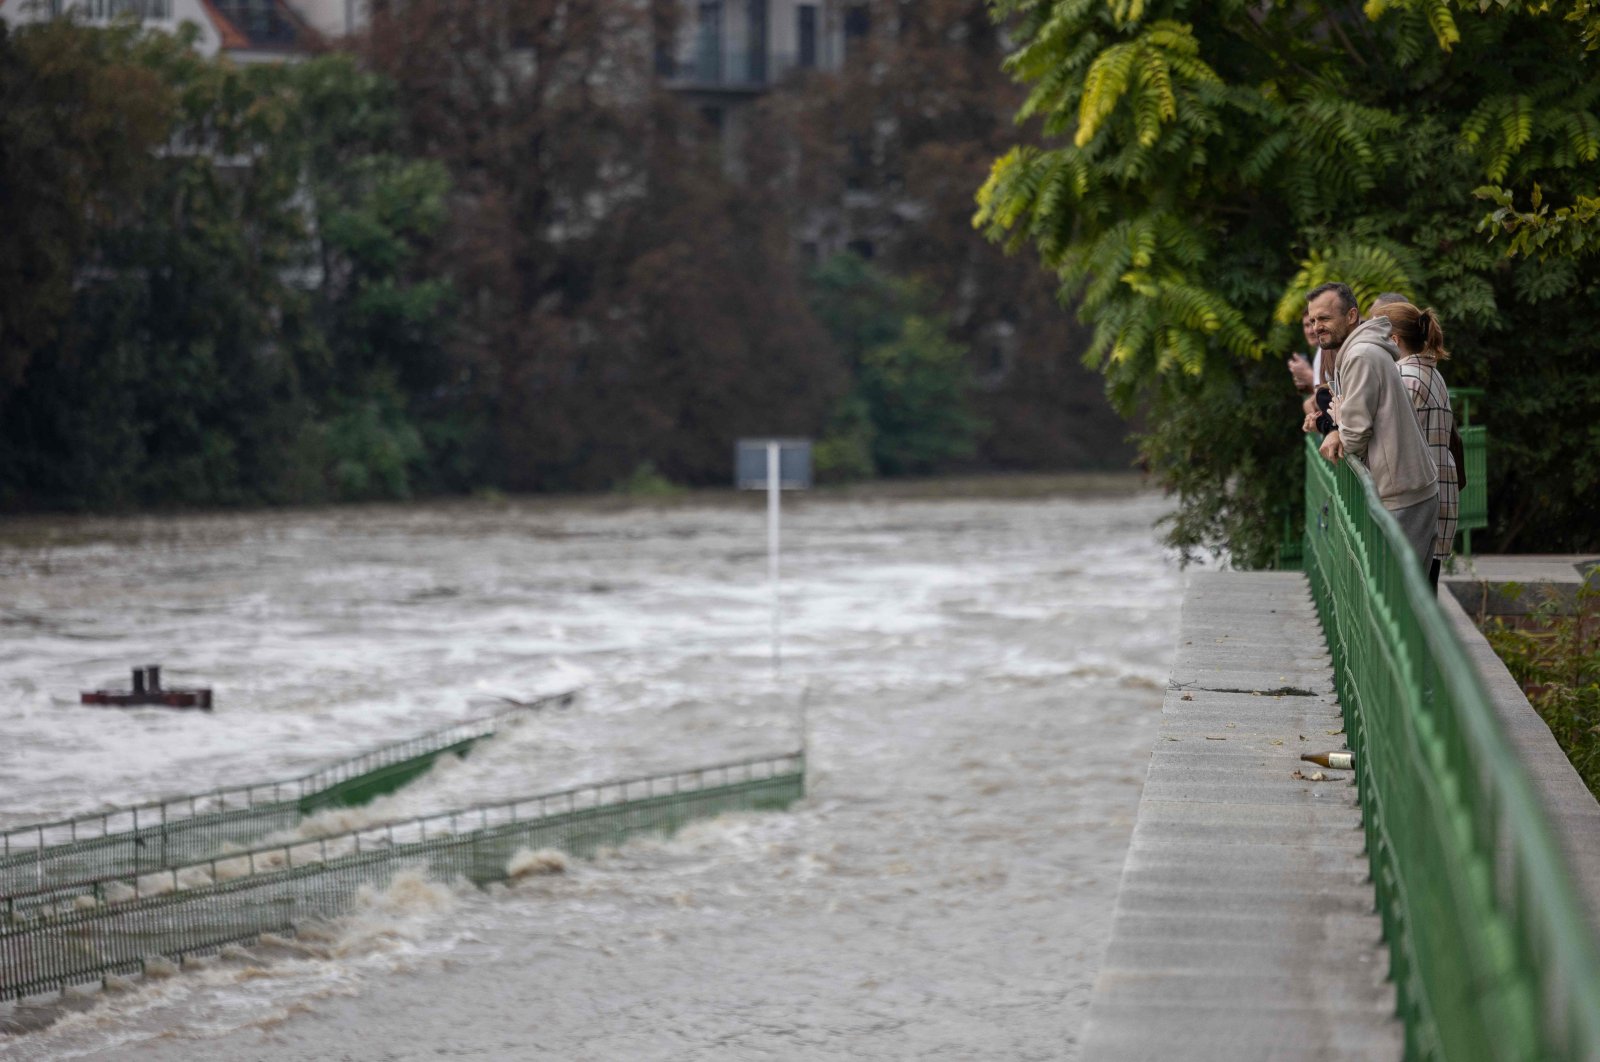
657, 48, 821, 91
67, 0, 172, 20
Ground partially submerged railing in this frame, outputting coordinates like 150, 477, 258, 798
1302, 437, 1600, 1060
0, 752, 803, 1002
0, 692, 576, 895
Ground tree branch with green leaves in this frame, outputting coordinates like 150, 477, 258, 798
978, 0, 1600, 561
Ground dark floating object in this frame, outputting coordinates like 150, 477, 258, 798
81, 665, 213, 711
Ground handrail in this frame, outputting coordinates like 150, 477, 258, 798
1449, 386, 1483, 428
0, 691, 577, 893
1302, 436, 1600, 1059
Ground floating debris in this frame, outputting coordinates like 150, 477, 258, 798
80, 666, 212, 711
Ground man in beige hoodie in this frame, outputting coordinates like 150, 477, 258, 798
1305, 282, 1439, 572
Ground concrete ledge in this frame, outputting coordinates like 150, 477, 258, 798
1084, 1002, 1403, 1062
1445, 554, 1598, 616
1437, 585, 1600, 934
1081, 572, 1402, 1060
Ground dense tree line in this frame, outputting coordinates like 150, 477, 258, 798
0, 2, 1129, 512
978, 0, 1600, 561
746, 0, 1130, 473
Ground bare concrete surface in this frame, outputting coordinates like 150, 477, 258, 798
1081, 572, 1402, 1061
1447, 554, 1599, 616
1437, 583, 1600, 935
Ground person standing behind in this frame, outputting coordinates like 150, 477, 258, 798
1288, 311, 1320, 396
1305, 282, 1439, 573
1370, 301, 1459, 590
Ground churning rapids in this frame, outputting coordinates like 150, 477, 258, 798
0, 481, 1183, 1061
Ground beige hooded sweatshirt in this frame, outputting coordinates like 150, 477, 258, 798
1333, 316, 1438, 511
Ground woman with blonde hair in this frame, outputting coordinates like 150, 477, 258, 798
1371, 300, 1458, 589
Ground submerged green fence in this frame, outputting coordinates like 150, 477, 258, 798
1301, 437, 1600, 1060
0, 752, 803, 1001
0, 692, 575, 896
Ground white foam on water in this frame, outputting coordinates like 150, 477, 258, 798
0, 868, 471, 1058
505, 847, 567, 879
0, 487, 1183, 1060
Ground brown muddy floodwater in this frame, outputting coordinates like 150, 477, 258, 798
0, 480, 1183, 1061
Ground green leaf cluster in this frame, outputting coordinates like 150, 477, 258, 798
808, 254, 983, 478
0, 27, 455, 508
980, 0, 1600, 560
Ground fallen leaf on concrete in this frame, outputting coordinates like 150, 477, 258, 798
1205, 736, 1226, 741
1270, 739, 1284, 746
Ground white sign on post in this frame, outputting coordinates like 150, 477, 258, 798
735, 439, 811, 674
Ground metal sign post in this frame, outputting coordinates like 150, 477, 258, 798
767, 441, 781, 671
736, 438, 812, 676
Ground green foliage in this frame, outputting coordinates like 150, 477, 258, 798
0, 28, 455, 508
808, 254, 982, 476
861, 316, 983, 475
1477, 183, 1600, 258
0, 25, 322, 508
1, 2, 1119, 511
1483, 572, 1600, 798
611, 461, 684, 497
980, 0, 1600, 559
813, 394, 878, 482
0, 19, 169, 403
806, 253, 908, 360
1424, 1, 1600, 256
290, 54, 454, 399
322, 387, 427, 501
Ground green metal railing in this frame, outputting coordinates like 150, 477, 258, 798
1301, 436, 1600, 1060
1453, 386, 1489, 556
0, 692, 575, 895
0, 752, 802, 1002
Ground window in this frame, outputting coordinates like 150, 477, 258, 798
844, 4, 869, 39
797, 3, 817, 68
213, 0, 297, 44
746, 0, 768, 82
696, 0, 724, 82
79, 0, 171, 19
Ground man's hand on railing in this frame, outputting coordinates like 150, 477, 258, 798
1319, 429, 1345, 464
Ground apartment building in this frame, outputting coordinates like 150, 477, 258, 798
3, 0, 868, 251
4, 0, 858, 76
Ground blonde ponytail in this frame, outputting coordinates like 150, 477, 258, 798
1416, 307, 1450, 361
1373, 301, 1452, 362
